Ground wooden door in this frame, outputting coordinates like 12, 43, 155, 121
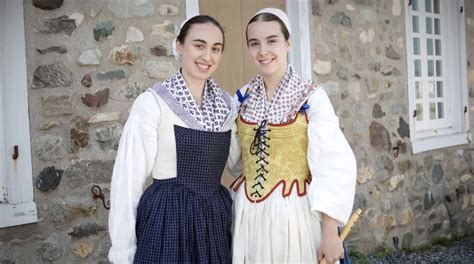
199, 0, 285, 187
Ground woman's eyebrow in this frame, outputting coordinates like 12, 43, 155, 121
248, 35, 279, 43
192, 39, 223, 46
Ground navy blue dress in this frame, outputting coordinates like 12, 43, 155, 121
134, 125, 232, 263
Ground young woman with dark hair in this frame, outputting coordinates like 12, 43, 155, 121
108, 15, 236, 264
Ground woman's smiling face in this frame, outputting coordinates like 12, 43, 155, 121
246, 20, 290, 79
176, 22, 224, 84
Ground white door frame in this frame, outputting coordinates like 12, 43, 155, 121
185, 0, 312, 79
0, 0, 37, 228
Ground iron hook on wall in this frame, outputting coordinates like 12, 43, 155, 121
392, 140, 402, 158
91, 185, 110, 210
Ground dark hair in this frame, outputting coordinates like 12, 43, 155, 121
246, 12, 290, 44
176, 15, 225, 50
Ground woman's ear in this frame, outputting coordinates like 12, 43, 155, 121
176, 40, 184, 55
286, 39, 292, 51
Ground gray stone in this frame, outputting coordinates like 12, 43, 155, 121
321, 81, 340, 96
369, 121, 392, 152
145, 60, 176, 80
106, 0, 154, 18
331, 12, 352, 27
37, 242, 64, 261
36, 46, 67, 54
40, 95, 74, 116
366, 78, 379, 93
389, 174, 405, 191
81, 88, 110, 108
339, 46, 352, 61
96, 69, 126, 81
158, 4, 179, 16
398, 117, 410, 138
32, 63, 73, 89
38, 15, 76, 36
88, 112, 121, 124
397, 160, 412, 173
36, 166, 63, 192
78, 49, 103, 65
352, 122, 363, 136
368, 62, 380, 72
359, 9, 376, 24
372, 103, 385, 118
33, 0, 64, 10
34, 135, 64, 161
391, 103, 407, 115
120, 81, 149, 100
313, 60, 332, 75
63, 159, 114, 188
68, 222, 106, 238
385, 45, 401, 60
424, 156, 434, 170
50, 202, 67, 223
94, 21, 115, 41
428, 222, 442, 233
126, 26, 145, 43
375, 155, 394, 172
402, 233, 414, 249
432, 164, 444, 183
151, 20, 175, 38
94, 125, 122, 151
424, 192, 436, 210
312, 0, 323, 16
336, 67, 348, 80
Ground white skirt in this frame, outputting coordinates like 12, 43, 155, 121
232, 184, 322, 263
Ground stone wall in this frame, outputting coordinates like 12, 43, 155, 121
311, 0, 474, 253
0, 0, 183, 262
0, 0, 473, 263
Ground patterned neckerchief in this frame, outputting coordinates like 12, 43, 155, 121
240, 65, 317, 124
161, 70, 230, 131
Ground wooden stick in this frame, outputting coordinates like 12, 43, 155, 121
320, 209, 363, 264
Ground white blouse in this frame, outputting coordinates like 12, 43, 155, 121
108, 89, 238, 263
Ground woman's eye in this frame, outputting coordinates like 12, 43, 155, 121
195, 45, 204, 49
268, 39, 277, 44
212, 47, 222, 53
249, 42, 258, 47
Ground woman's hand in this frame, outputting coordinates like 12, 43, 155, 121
318, 213, 344, 263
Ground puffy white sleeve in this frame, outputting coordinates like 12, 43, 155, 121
306, 87, 357, 225
226, 90, 244, 177
108, 90, 160, 264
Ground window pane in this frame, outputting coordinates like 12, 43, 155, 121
412, 16, 419, 33
428, 60, 434, 76
437, 102, 444, 118
415, 59, 422, 77
427, 38, 433, 55
425, 0, 432, 12
416, 103, 423, 121
413, 38, 421, 55
415, 81, 422, 99
435, 39, 441, 55
430, 102, 436, 119
426, 17, 433, 34
434, 18, 440, 35
437, 81, 443, 98
412, 0, 419, 11
433, 0, 440, 14
436, 60, 442, 76
428, 81, 435, 98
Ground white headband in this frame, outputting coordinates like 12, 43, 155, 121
253, 8, 291, 36
172, 16, 194, 61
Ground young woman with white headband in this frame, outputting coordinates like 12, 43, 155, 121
229, 8, 357, 263
108, 15, 237, 263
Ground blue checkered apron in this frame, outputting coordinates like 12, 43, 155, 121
134, 125, 232, 263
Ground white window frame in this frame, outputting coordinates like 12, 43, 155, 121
405, 0, 469, 153
0, 0, 37, 228
185, 0, 312, 79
